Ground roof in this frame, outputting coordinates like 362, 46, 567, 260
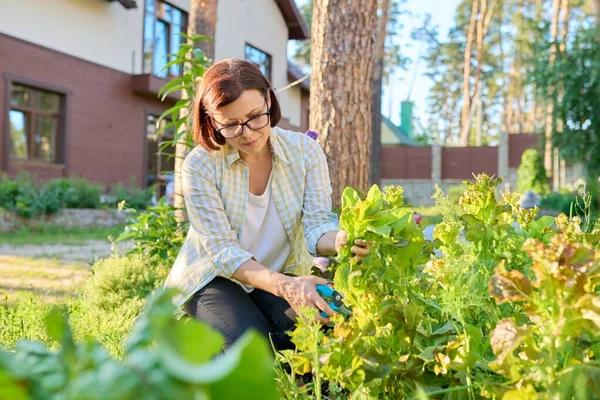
275, 0, 310, 40
287, 62, 310, 90
381, 115, 419, 146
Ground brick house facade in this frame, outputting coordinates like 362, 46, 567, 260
0, 0, 309, 192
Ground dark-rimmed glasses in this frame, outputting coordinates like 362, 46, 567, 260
214, 101, 271, 139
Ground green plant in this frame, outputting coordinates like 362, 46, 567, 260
278, 175, 571, 399
81, 255, 169, 311
0, 289, 279, 400
0, 175, 19, 211
45, 177, 103, 209
113, 198, 187, 263
447, 182, 467, 204
110, 178, 154, 210
488, 236, 600, 398
516, 149, 550, 195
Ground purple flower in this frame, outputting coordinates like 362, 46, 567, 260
305, 130, 319, 140
313, 257, 330, 272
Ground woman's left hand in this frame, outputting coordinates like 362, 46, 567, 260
335, 230, 370, 260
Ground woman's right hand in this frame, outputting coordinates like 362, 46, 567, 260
274, 275, 335, 324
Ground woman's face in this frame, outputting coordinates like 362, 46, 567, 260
211, 89, 271, 158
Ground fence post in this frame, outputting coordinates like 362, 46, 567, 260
498, 130, 510, 190
432, 145, 442, 184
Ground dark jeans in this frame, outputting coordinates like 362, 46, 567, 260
184, 277, 297, 350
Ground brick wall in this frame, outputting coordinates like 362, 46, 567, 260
0, 32, 172, 189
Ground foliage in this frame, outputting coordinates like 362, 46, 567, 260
113, 198, 187, 264
534, 24, 600, 182
155, 34, 211, 158
0, 296, 55, 350
488, 236, 600, 398
110, 178, 154, 210
516, 149, 550, 195
277, 174, 600, 399
0, 289, 279, 400
80, 254, 169, 312
540, 190, 580, 215
44, 177, 103, 209
0, 174, 19, 211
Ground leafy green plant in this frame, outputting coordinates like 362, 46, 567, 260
516, 149, 550, 195
488, 236, 600, 398
113, 198, 187, 263
0, 289, 279, 400
278, 175, 572, 399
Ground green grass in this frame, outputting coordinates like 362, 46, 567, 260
413, 206, 443, 224
0, 224, 125, 246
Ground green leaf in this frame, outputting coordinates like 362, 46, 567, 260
161, 330, 278, 399
366, 224, 392, 237
160, 319, 225, 364
341, 187, 360, 210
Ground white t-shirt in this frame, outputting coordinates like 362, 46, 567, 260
238, 173, 292, 292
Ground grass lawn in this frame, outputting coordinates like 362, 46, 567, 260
0, 225, 125, 246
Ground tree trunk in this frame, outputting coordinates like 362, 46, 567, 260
459, 0, 479, 146
174, 0, 217, 223
544, 0, 560, 183
370, 0, 392, 187
555, 0, 568, 189
310, 0, 378, 203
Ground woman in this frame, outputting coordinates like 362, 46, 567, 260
165, 58, 368, 350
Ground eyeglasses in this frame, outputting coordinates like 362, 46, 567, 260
214, 102, 271, 139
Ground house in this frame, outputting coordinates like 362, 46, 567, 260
381, 101, 419, 146
0, 0, 309, 195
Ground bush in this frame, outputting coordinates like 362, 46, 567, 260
111, 179, 154, 210
540, 191, 579, 215
15, 184, 61, 218
0, 175, 19, 211
517, 149, 550, 194
81, 254, 169, 311
45, 177, 102, 209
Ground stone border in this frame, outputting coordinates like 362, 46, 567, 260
0, 209, 133, 232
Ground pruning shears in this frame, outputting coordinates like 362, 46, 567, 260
316, 284, 353, 319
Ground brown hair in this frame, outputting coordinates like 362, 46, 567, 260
192, 58, 282, 151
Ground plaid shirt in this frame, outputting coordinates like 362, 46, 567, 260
165, 127, 340, 308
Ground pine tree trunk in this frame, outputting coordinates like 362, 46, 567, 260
544, 0, 560, 183
310, 0, 378, 203
370, 0, 392, 187
555, 0, 568, 189
460, 0, 479, 146
174, 0, 217, 223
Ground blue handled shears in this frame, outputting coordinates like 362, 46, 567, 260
316, 284, 352, 318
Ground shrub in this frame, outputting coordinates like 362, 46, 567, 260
45, 177, 103, 209
111, 179, 154, 210
0, 175, 19, 211
517, 149, 550, 194
81, 254, 169, 311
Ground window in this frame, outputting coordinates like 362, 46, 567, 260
143, 0, 188, 78
145, 114, 175, 198
245, 44, 272, 82
8, 84, 64, 163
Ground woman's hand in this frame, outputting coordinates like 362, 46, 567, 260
274, 275, 335, 324
335, 230, 370, 260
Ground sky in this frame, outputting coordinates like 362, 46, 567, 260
290, 0, 462, 130
382, 0, 462, 129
